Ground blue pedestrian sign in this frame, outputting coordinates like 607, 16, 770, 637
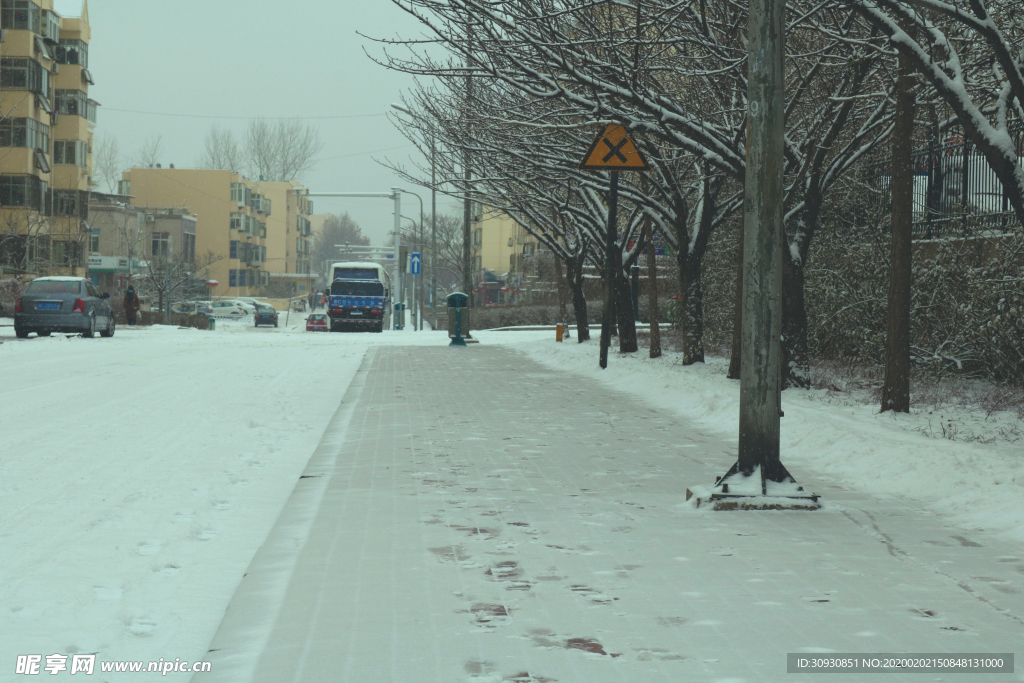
410, 252, 422, 275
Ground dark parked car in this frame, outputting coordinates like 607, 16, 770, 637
14, 277, 115, 339
254, 304, 278, 327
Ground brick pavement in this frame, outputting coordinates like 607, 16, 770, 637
196, 345, 1024, 683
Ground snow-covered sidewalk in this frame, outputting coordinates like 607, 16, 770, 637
197, 343, 1024, 683
480, 332, 1024, 545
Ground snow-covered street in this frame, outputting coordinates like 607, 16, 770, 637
0, 319, 438, 679
2, 323, 1022, 682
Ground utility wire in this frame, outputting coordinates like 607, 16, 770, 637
101, 108, 388, 121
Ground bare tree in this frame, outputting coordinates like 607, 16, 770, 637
376, 0, 893, 380
139, 249, 222, 325
133, 135, 163, 168
92, 135, 122, 193
399, 214, 467, 299
311, 212, 370, 282
198, 126, 242, 171
244, 118, 323, 181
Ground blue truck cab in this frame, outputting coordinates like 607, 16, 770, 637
327, 278, 387, 332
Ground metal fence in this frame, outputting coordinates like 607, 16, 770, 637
867, 120, 1024, 239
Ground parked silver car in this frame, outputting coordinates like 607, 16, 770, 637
14, 277, 115, 339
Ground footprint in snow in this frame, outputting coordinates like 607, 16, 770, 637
128, 619, 156, 636
190, 526, 220, 541
137, 541, 163, 556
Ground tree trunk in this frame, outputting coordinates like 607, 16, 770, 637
881, 40, 915, 413
566, 255, 590, 342
644, 224, 662, 358
728, 226, 743, 379
614, 260, 638, 352
679, 251, 705, 364
553, 254, 572, 339
781, 256, 811, 389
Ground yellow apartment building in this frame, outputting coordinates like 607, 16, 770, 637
0, 0, 96, 280
249, 180, 315, 296
470, 204, 539, 304
119, 168, 315, 299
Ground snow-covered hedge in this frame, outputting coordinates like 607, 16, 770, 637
698, 219, 1024, 385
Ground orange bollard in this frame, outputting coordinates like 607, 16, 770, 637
556, 323, 564, 342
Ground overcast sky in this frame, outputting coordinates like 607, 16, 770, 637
86, 0, 453, 246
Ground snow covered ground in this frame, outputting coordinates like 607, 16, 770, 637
478, 332, 1024, 545
2, 321, 1022, 681
0, 318, 441, 678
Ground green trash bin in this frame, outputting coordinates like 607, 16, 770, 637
208, 317, 216, 331
446, 292, 468, 347
394, 302, 406, 330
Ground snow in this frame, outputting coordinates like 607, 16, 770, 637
22, 276, 88, 282
3, 323, 1024, 682
476, 332, 1024, 544
0, 319, 442, 679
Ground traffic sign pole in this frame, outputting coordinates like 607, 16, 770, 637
600, 171, 619, 369
578, 124, 648, 370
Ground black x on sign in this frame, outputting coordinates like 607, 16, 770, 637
579, 124, 650, 171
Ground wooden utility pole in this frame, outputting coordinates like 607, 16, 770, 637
738, 0, 785, 478
686, 0, 818, 508
881, 28, 916, 414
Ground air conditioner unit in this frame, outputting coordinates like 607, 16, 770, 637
52, 62, 59, 74
145, 215, 156, 223
507, 238, 513, 247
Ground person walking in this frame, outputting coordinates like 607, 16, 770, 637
123, 286, 140, 326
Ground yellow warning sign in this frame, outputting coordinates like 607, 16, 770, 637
579, 124, 650, 171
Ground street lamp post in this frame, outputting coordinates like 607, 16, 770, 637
391, 103, 438, 330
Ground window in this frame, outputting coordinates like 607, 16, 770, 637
53, 140, 88, 166
40, 8, 58, 38
0, 117, 49, 150
229, 269, 237, 287
117, 180, 130, 196
25, 279, 79, 294
230, 212, 242, 232
238, 270, 247, 287
52, 190, 87, 218
230, 240, 238, 259
89, 229, 100, 253
56, 90, 91, 118
1, 0, 40, 33
259, 222, 266, 238
56, 39, 88, 68
0, 58, 49, 96
230, 182, 246, 204
52, 241, 83, 267
261, 246, 266, 262
297, 216, 311, 236
0, 174, 46, 211
85, 280, 100, 298
151, 232, 170, 257
472, 227, 483, 247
